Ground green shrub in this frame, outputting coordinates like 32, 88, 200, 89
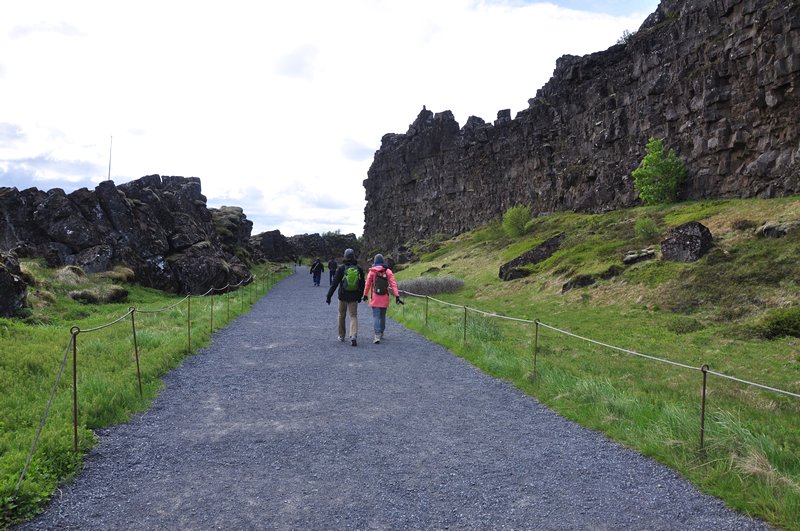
632, 137, 687, 205
755, 307, 800, 339
502, 205, 531, 238
634, 217, 660, 240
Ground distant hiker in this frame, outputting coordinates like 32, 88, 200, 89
326, 248, 365, 347
310, 258, 324, 286
363, 253, 402, 344
327, 257, 337, 285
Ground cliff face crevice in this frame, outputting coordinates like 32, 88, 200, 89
363, 0, 800, 254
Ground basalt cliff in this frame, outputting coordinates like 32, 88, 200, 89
0, 175, 251, 296
362, 0, 800, 256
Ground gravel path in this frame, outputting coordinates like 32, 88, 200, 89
18, 267, 772, 530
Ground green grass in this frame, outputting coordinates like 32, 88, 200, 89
0, 263, 290, 527
393, 196, 800, 531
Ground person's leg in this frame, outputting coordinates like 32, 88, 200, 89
379, 307, 387, 335
372, 307, 382, 334
337, 300, 347, 340
348, 301, 358, 340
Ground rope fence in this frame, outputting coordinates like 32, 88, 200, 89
14, 267, 289, 498
399, 288, 800, 449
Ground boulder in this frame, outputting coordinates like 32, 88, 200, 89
0, 251, 28, 317
661, 222, 713, 262
755, 221, 800, 238
623, 248, 656, 265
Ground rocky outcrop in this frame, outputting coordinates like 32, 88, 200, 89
210, 206, 254, 260
661, 221, 713, 262
288, 233, 361, 261
755, 220, 800, 238
363, 0, 800, 255
250, 230, 297, 263
0, 176, 250, 294
499, 233, 566, 281
0, 251, 27, 317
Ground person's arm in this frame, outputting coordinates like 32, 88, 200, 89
362, 269, 373, 301
326, 265, 343, 303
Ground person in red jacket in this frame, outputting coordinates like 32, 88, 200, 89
362, 253, 403, 344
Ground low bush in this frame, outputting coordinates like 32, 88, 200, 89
398, 275, 464, 296
634, 217, 660, 241
754, 307, 800, 339
502, 205, 531, 238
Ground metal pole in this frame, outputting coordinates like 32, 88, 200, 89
130, 308, 143, 398
425, 297, 429, 326
463, 306, 467, 344
534, 320, 539, 378
187, 295, 192, 354
227, 290, 230, 320
70, 326, 80, 453
700, 364, 709, 450
107, 135, 113, 181
210, 292, 214, 333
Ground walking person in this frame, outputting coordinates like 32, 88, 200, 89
363, 253, 402, 344
327, 257, 337, 285
326, 249, 365, 347
310, 258, 324, 286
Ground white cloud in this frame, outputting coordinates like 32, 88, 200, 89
0, 0, 658, 237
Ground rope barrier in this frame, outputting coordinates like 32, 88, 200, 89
14, 334, 75, 496
14, 269, 274, 498
136, 295, 190, 314
399, 288, 800, 400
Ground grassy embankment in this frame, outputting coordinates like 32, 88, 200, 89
392, 197, 800, 531
0, 262, 291, 527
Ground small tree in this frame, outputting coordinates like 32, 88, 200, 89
632, 137, 687, 205
502, 205, 531, 238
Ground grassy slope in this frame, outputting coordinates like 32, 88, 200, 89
392, 197, 800, 531
0, 263, 289, 527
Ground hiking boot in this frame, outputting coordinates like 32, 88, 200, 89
337, 336, 345, 342
373, 334, 381, 344
351, 337, 357, 347
380, 332, 384, 340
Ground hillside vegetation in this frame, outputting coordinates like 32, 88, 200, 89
392, 197, 800, 531
0, 263, 290, 527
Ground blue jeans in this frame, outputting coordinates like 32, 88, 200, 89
372, 306, 387, 334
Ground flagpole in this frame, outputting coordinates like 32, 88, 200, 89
107, 135, 113, 181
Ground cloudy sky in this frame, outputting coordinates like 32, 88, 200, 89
0, 0, 658, 237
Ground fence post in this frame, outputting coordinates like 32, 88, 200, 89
425, 296, 429, 326
210, 291, 214, 333
533, 320, 539, 378
227, 290, 231, 320
700, 364, 709, 450
463, 306, 467, 344
70, 326, 80, 453
129, 307, 143, 398
187, 295, 192, 354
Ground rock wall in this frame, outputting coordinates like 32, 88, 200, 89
363, 0, 800, 254
0, 176, 251, 294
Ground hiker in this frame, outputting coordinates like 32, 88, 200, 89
326, 248, 365, 347
363, 253, 402, 344
327, 257, 337, 285
310, 258, 324, 286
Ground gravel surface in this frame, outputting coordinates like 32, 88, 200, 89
17, 267, 772, 530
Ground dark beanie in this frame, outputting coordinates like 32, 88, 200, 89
374, 254, 384, 265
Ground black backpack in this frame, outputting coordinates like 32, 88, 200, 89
374, 269, 389, 295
